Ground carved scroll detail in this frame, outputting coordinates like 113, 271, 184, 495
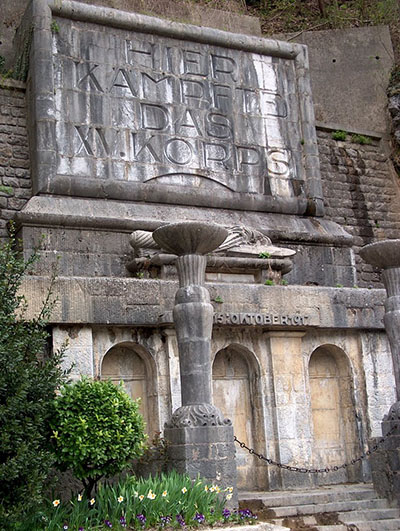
165, 404, 232, 428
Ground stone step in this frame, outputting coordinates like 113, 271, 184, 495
350, 519, 400, 530
338, 508, 400, 523
314, 526, 348, 531
239, 484, 378, 508
262, 498, 389, 518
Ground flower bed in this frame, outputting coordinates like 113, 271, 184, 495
22, 472, 257, 530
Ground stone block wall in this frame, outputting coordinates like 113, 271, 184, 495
0, 79, 30, 241
318, 129, 400, 288
1, 74, 400, 289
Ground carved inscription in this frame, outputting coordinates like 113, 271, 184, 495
53, 22, 305, 195
214, 312, 309, 326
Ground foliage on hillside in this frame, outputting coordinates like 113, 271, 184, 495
196, 0, 400, 61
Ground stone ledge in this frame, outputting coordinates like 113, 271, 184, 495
0, 78, 26, 91
20, 276, 385, 329
49, 0, 296, 58
16, 196, 353, 247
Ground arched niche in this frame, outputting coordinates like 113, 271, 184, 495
212, 344, 266, 489
101, 342, 158, 436
309, 344, 361, 483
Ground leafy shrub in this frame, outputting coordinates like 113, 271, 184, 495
0, 230, 67, 528
51, 378, 146, 497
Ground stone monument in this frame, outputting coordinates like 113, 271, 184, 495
360, 240, 400, 505
153, 221, 237, 501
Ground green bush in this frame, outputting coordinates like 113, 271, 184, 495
0, 231, 67, 528
51, 378, 146, 497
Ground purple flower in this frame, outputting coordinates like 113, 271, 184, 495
78, 528, 84, 531
222, 509, 231, 519
176, 514, 186, 527
193, 513, 205, 524
160, 515, 172, 527
239, 509, 257, 520
104, 520, 112, 528
137, 514, 146, 527
120, 515, 127, 528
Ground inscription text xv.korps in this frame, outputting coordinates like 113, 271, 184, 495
214, 313, 309, 325
66, 37, 296, 188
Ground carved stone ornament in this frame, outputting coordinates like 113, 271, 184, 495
130, 225, 295, 258
214, 225, 295, 258
165, 404, 232, 428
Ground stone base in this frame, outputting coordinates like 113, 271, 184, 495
164, 424, 238, 507
370, 412, 400, 507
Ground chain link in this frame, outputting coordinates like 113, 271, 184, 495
234, 424, 398, 474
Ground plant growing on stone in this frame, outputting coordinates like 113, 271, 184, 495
259, 251, 271, 259
332, 130, 347, 141
264, 279, 275, 286
51, 378, 146, 498
351, 133, 371, 145
0, 228, 68, 529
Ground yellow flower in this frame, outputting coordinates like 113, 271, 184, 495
162, 490, 168, 497
139, 494, 144, 501
226, 493, 233, 500
210, 486, 216, 492
90, 498, 95, 506
215, 486, 221, 493
181, 487, 187, 494
53, 499, 60, 507
77, 494, 83, 502
117, 496, 124, 503
228, 487, 233, 493
204, 485, 208, 492
147, 490, 156, 500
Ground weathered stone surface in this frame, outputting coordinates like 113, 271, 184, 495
0, 81, 31, 240
278, 26, 394, 134
19, 276, 386, 330
21, 0, 322, 216
318, 129, 400, 288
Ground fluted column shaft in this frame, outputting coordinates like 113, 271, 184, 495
174, 255, 212, 405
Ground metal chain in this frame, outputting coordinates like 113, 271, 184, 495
234, 423, 398, 474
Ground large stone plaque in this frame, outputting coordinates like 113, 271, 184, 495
25, 0, 322, 215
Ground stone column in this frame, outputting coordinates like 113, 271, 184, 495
360, 240, 400, 504
153, 222, 237, 501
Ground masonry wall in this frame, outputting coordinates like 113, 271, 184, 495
0, 80, 30, 241
318, 129, 400, 287
1, 78, 400, 287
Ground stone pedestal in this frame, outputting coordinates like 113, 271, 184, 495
360, 240, 400, 505
153, 222, 238, 504
164, 424, 236, 490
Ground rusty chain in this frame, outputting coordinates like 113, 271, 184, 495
234, 423, 398, 474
